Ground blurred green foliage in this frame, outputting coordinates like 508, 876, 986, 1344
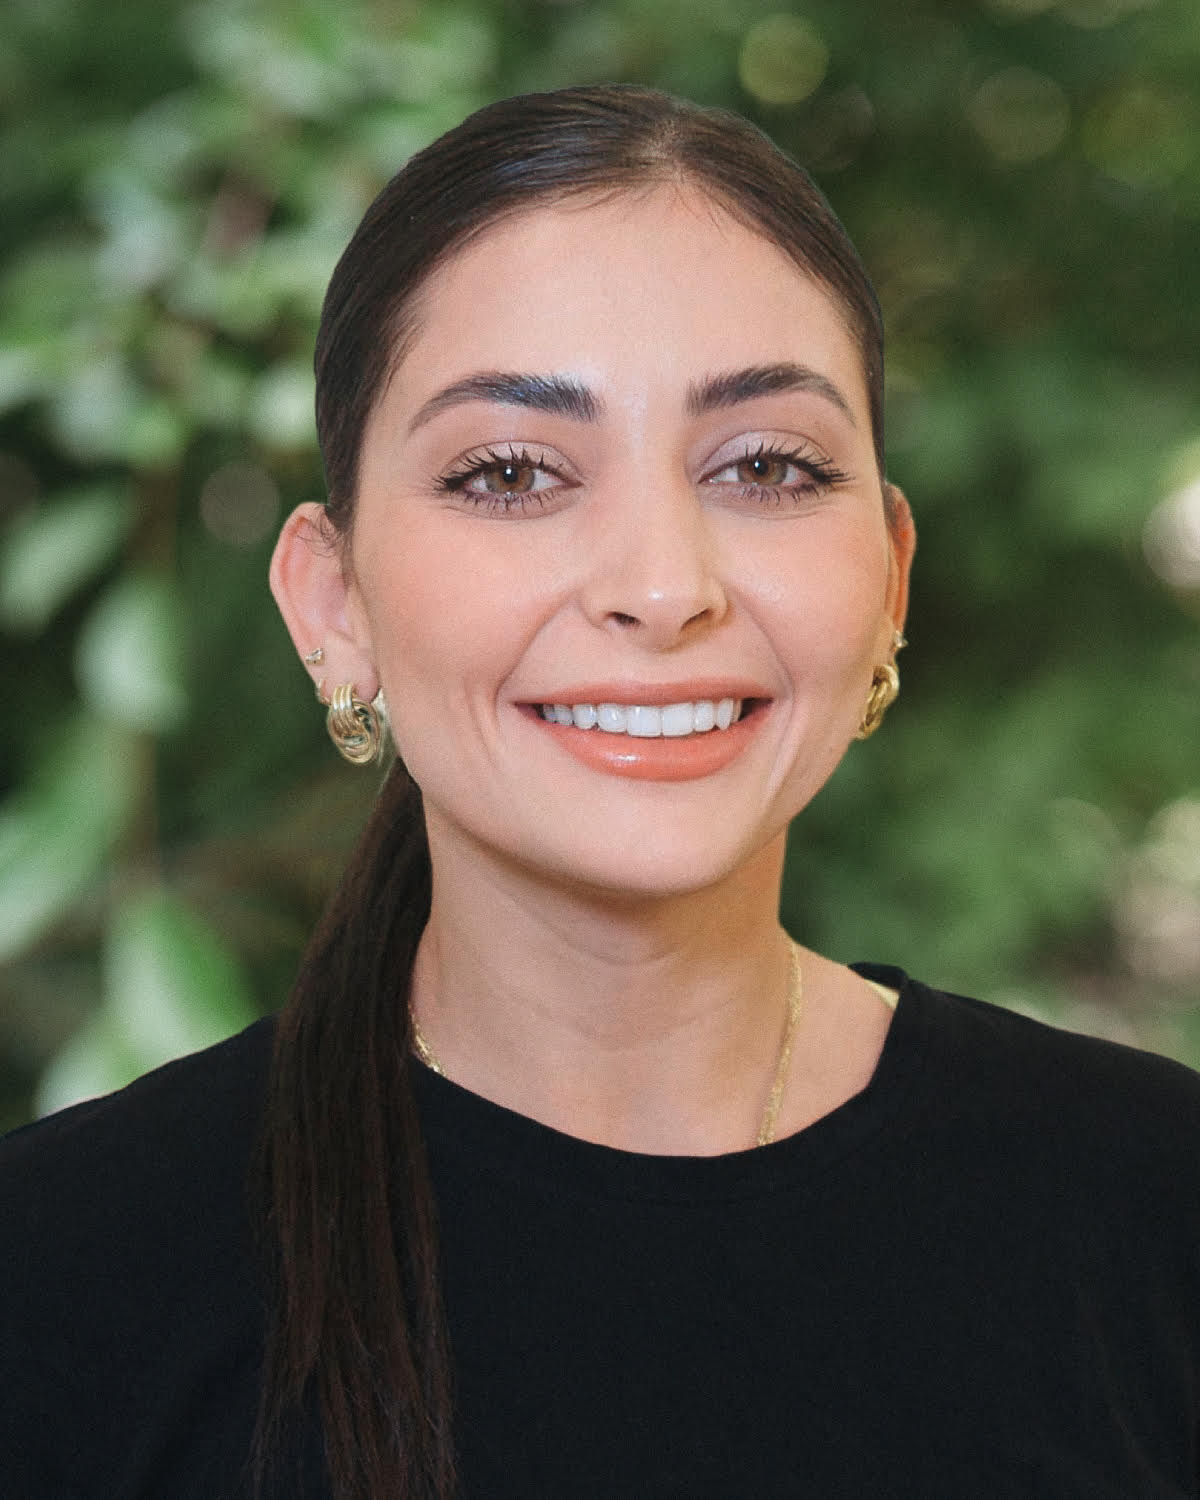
1, 0, 1198, 1128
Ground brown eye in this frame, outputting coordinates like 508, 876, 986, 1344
736, 455, 792, 486
481, 462, 537, 494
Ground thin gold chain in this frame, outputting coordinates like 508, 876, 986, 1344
410, 939, 804, 1148
756, 940, 804, 1146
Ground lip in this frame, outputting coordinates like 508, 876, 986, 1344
518, 694, 773, 782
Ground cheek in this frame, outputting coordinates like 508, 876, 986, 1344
350, 516, 542, 727
747, 515, 891, 669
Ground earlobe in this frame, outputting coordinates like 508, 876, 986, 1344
269, 503, 379, 698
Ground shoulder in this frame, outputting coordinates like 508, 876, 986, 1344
0, 1014, 276, 1271
0, 1017, 278, 1496
884, 969, 1200, 1203
919, 976, 1199, 1105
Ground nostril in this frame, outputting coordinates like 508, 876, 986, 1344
611, 611, 639, 628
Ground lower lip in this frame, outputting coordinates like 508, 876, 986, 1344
524, 702, 769, 782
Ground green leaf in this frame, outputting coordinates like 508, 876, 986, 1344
0, 715, 139, 963
0, 484, 133, 633
0, 345, 46, 413
104, 888, 256, 1069
75, 572, 188, 732
33, 1009, 145, 1118
248, 360, 317, 449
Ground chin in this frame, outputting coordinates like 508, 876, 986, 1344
495, 819, 782, 905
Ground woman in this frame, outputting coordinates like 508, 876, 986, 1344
2, 85, 1198, 1500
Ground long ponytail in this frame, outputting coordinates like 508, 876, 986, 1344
255, 84, 886, 1498
252, 764, 455, 1498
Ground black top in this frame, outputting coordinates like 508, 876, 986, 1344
3, 968, 1199, 1498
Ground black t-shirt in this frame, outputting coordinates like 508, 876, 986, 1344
3, 968, 1199, 1498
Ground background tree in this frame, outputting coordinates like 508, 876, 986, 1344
2, 0, 1198, 1129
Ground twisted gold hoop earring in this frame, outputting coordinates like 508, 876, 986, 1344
325, 682, 384, 765
855, 630, 906, 741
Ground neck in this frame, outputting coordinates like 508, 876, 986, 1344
409, 814, 797, 1154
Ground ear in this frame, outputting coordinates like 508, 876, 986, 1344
269, 503, 380, 701
882, 482, 916, 635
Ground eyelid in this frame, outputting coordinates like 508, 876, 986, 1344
440, 441, 579, 483
433, 442, 583, 518
700, 436, 853, 506
700, 429, 839, 476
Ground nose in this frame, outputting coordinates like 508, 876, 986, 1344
579, 477, 728, 648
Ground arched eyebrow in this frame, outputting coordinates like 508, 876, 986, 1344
686, 363, 855, 424
406, 361, 854, 433
408, 372, 599, 433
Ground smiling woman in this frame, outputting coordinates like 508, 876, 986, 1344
2, 85, 1199, 1500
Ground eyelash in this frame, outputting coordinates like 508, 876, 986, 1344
434, 440, 851, 516
713, 442, 852, 508
435, 445, 563, 515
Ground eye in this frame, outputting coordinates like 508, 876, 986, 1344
435, 445, 571, 514
467, 459, 554, 496
733, 454, 795, 487
705, 442, 851, 505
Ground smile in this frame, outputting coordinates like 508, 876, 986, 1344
525, 695, 769, 782
538, 699, 743, 737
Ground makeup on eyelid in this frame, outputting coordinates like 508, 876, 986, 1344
333, 185, 909, 895
433, 437, 852, 516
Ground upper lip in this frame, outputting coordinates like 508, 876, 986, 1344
522, 680, 772, 706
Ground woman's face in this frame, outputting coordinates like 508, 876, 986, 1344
286, 186, 913, 898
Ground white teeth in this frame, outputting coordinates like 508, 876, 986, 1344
660, 702, 695, 738
597, 703, 627, 733
626, 705, 662, 738
541, 698, 744, 736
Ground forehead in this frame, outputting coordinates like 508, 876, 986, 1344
391, 185, 869, 420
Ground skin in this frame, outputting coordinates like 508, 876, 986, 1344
271, 185, 915, 1154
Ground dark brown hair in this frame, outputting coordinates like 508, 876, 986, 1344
255, 84, 886, 1499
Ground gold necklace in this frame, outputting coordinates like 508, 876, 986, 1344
410, 940, 804, 1148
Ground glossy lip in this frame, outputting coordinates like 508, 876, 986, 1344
517, 690, 774, 782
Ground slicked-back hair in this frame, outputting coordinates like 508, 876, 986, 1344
256, 84, 886, 1500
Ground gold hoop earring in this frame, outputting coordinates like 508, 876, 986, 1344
325, 682, 384, 765
855, 630, 906, 741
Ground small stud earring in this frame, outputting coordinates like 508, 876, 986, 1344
303, 646, 325, 665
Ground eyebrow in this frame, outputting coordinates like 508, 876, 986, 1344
406, 360, 854, 433
408, 372, 600, 433
686, 362, 855, 425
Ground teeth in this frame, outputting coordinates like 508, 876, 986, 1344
660, 702, 694, 738
597, 703, 627, 732
626, 705, 661, 738
540, 698, 743, 736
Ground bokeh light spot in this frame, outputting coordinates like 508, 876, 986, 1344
1083, 85, 1197, 187
199, 461, 281, 549
738, 15, 829, 107
1143, 477, 1200, 591
967, 68, 1070, 164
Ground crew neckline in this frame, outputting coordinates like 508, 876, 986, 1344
412, 963, 930, 1205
